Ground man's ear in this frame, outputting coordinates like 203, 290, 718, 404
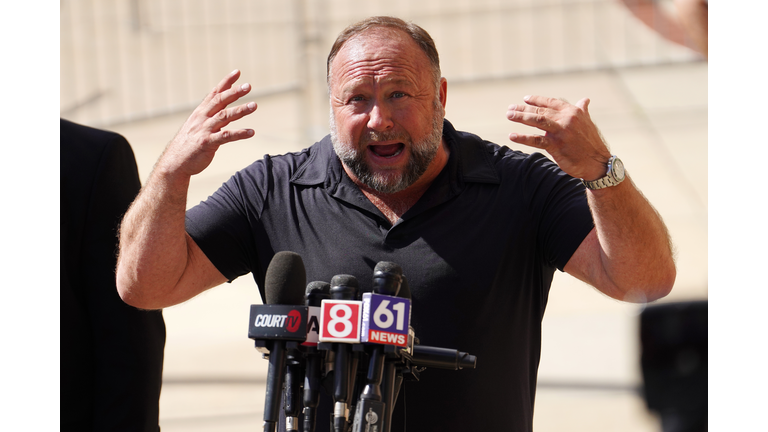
439, 77, 448, 111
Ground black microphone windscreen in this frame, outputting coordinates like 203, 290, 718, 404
373, 261, 403, 276
305, 281, 330, 306
305, 281, 330, 296
265, 251, 306, 305
330, 274, 359, 288
330, 274, 359, 300
373, 261, 403, 296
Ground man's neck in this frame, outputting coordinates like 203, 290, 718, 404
347, 138, 450, 225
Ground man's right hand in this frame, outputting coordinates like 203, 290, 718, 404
158, 69, 257, 179
117, 69, 257, 310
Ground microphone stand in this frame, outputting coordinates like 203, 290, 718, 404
263, 341, 287, 432
328, 275, 360, 432
302, 344, 321, 432
283, 343, 305, 431
302, 281, 330, 432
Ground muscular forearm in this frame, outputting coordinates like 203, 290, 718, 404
116, 70, 256, 309
583, 175, 676, 302
507, 95, 675, 303
116, 167, 194, 309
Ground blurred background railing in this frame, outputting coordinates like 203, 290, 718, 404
60, 0, 700, 128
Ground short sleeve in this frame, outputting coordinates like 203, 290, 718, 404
185, 159, 269, 281
526, 153, 595, 271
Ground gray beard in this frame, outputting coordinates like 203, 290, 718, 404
330, 100, 444, 194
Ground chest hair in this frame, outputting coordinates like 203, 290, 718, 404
361, 189, 421, 226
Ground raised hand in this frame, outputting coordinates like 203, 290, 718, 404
116, 69, 259, 309
506, 95, 611, 181
159, 69, 258, 179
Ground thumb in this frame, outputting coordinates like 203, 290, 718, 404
576, 97, 591, 113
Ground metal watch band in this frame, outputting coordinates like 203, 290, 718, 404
582, 176, 620, 190
581, 155, 625, 190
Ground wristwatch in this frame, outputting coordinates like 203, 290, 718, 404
581, 155, 625, 190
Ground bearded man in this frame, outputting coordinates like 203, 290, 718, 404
117, 16, 675, 432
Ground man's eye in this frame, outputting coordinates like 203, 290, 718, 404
350, 96, 366, 102
391, 92, 406, 99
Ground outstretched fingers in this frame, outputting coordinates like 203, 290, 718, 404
506, 95, 592, 147
162, 70, 261, 177
505, 94, 612, 179
207, 101, 258, 145
191, 70, 259, 144
210, 99, 257, 128
520, 95, 570, 109
198, 70, 240, 107
211, 69, 243, 99
202, 80, 253, 119
507, 99, 557, 132
507, 131, 547, 150
506, 96, 558, 149
209, 126, 256, 146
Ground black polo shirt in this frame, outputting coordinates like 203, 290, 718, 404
186, 119, 594, 431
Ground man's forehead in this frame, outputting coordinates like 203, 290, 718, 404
343, 27, 414, 53
339, 73, 419, 91
331, 28, 429, 85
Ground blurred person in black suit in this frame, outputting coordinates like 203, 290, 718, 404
641, 301, 708, 432
61, 119, 166, 431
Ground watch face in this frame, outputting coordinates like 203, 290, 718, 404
612, 158, 625, 181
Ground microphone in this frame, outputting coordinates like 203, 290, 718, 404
377, 268, 412, 432
302, 281, 330, 432
248, 251, 308, 432
352, 262, 406, 432
303, 281, 330, 347
385, 272, 477, 371
346, 263, 477, 432
320, 274, 362, 432
360, 262, 410, 347
373, 261, 402, 296
406, 345, 477, 370
284, 349, 304, 432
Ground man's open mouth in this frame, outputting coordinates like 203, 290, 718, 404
369, 143, 405, 158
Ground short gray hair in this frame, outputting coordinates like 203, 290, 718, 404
326, 16, 441, 89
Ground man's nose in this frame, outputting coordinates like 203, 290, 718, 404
367, 101, 394, 132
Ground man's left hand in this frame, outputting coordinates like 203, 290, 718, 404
506, 95, 611, 181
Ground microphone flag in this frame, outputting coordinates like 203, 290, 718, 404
360, 293, 411, 347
